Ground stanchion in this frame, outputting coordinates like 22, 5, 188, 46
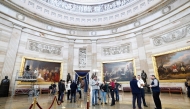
33, 97, 37, 109
87, 89, 90, 109
54, 96, 56, 109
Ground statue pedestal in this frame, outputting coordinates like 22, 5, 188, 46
144, 86, 151, 94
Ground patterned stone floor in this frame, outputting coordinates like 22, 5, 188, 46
0, 92, 189, 109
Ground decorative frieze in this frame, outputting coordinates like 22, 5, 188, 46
153, 25, 190, 46
28, 40, 62, 55
40, 0, 137, 13
102, 44, 130, 56
79, 48, 87, 68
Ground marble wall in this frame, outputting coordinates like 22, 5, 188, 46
0, 0, 190, 95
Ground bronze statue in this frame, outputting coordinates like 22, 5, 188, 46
141, 70, 147, 84
67, 73, 71, 83
0, 76, 10, 97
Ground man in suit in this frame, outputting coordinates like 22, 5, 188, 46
149, 75, 162, 109
58, 80, 65, 103
130, 76, 142, 109
70, 81, 77, 103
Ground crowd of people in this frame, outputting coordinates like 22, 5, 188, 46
91, 76, 121, 106
50, 79, 85, 103
48, 73, 190, 109
130, 75, 162, 109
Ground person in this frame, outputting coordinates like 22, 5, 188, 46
141, 70, 147, 84
52, 82, 57, 95
100, 81, 108, 105
137, 75, 148, 107
66, 81, 71, 100
70, 81, 77, 103
81, 79, 85, 100
180, 63, 186, 74
49, 84, 53, 95
149, 75, 162, 109
172, 64, 178, 74
91, 76, 99, 106
109, 79, 115, 106
77, 81, 82, 99
114, 80, 121, 101
130, 76, 142, 109
58, 79, 62, 101
58, 80, 65, 103
185, 77, 190, 98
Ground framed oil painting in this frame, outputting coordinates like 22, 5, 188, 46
102, 59, 136, 83
152, 46, 190, 82
19, 57, 63, 84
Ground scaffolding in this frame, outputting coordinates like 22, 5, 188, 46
12, 70, 39, 97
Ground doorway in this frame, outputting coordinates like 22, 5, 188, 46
74, 70, 90, 92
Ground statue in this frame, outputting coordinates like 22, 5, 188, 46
67, 73, 71, 83
141, 70, 147, 84
0, 76, 10, 97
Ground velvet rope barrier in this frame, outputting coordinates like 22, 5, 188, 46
36, 102, 43, 109
55, 97, 62, 105
28, 104, 33, 109
48, 97, 56, 109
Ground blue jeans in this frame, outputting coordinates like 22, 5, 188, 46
59, 91, 64, 102
115, 89, 119, 101
92, 89, 98, 105
101, 91, 107, 103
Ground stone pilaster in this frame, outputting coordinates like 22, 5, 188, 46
91, 40, 98, 79
67, 39, 75, 80
0, 24, 23, 88
135, 31, 150, 82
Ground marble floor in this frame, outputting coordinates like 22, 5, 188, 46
0, 92, 189, 109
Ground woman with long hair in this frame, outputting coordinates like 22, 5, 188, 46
100, 81, 108, 105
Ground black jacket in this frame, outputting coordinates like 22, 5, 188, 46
100, 84, 108, 92
59, 82, 65, 92
70, 82, 77, 92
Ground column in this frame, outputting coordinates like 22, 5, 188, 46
67, 39, 75, 80
135, 32, 150, 82
91, 40, 97, 70
0, 24, 23, 87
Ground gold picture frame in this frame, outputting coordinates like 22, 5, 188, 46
101, 59, 136, 83
152, 46, 190, 82
18, 57, 63, 85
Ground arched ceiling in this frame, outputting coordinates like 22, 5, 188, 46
0, 0, 168, 29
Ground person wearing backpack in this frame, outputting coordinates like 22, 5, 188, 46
185, 77, 190, 98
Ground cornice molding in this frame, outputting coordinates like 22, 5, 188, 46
0, 0, 174, 30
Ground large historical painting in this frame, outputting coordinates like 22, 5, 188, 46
102, 60, 135, 82
153, 47, 190, 81
21, 57, 62, 83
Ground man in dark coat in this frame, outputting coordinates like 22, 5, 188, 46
149, 75, 162, 109
58, 80, 65, 102
130, 76, 142, 109
70, 81, 77, 103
